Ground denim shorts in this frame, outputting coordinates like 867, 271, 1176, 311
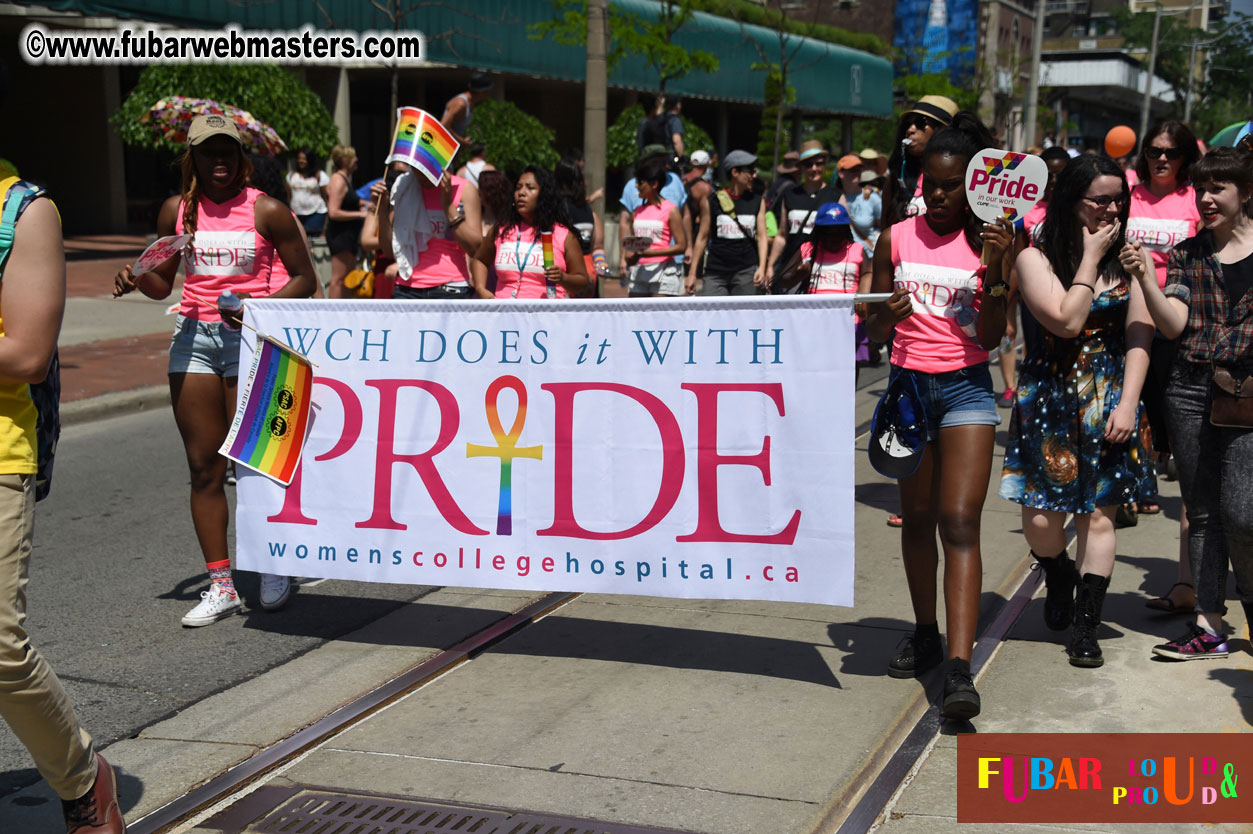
888, 363, 1000, 435
168, 315, 241, 377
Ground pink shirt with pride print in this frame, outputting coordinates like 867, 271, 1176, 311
493, 223, 572, 299
889, 215, 986, 373
1126, 183, 1201, 289
631, 199, 677, 265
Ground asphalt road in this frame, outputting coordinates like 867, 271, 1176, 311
0, 407, 436, 799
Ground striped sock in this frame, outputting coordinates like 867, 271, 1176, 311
206, 560, 236, 596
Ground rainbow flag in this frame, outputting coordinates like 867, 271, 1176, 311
220, 336, 314, 486
386, 107, 460, 186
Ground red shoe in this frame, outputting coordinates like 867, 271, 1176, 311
62, 753, 125, 833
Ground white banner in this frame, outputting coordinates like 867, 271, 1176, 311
235, 298, 856, 606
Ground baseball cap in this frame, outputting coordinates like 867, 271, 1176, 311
639, 143, 669, 162
723, 149, 758, 170
813, 202, 850, 227
868, 372, 930, 479
187, 113, 242, 147
798, 140, 828, 161
777, 150, 800, 174
837, 154, 864, 171
905, 95, 959, 127
690, 150, 711, 167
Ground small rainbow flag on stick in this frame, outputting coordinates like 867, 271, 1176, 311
386, 106, 461, 186
220, 336, 314, 486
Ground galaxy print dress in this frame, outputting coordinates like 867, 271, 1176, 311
999, 284, 1156, 513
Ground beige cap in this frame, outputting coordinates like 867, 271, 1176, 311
187, 114, 242, 147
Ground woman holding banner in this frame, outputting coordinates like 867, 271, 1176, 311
999, 155, 1155, 668
472, 166, 588, 299
867, 112, 1012, 721
113, 115, 317, 627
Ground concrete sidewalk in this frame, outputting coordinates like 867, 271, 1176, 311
30, 237, 1253, 834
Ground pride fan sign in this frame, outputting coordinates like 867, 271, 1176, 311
964, 148, 1049, 225
386, 106, 460, 186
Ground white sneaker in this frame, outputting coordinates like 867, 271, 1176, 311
259, 574, 293, 611
181, 585, 241, 627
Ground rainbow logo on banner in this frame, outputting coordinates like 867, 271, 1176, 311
221, 337, 314, 486
466, 376, 543, 535
386, 106, 461, 186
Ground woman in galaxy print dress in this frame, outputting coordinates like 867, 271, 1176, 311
1000, 155, 1156, 669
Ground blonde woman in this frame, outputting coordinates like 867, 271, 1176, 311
325, 145, 369, 298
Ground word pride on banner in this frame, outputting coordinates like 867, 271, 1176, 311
385, 106, 459, 185
234, 298, 856, 606
957, 733, 1251, 824
220, 337, 313, 486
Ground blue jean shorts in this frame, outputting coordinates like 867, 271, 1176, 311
168, 315, 241, 377
888, 363, 1000, 435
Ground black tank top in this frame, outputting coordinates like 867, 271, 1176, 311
706, 189, 762, 274
564, 199, 594, 255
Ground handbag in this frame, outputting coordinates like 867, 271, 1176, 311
1210, 366, 1253, 428
343, 256, 375, 299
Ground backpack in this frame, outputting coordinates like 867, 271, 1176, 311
640, 113, 672, 151
0, 177, 60, 502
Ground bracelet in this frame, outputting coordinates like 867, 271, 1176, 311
447, 214, 465, 227
1072, 282, 1095, 292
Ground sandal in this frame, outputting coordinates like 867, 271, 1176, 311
1139, 501, 1162, 515
886, 513, 903, 528
1115, 503, 1138, 528
1146, 582, 1195, 614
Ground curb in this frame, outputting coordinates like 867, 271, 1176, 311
61, 385, 169, 427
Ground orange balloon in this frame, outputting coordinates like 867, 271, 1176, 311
1105, 125, 1137, 158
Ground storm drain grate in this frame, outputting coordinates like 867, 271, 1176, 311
254, 792, 685, 834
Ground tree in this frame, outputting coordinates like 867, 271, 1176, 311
110, 65, 338, 155
530, 0, 718, 92
607, 104, 714, 170
466, 100, 561, 175
730, 0, 827, 173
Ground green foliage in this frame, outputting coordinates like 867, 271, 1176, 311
528, 0, 639, 71
615, 0, 719, 91
606, 103, 715, 170
110, 65, 338, 155
755, 66, 794, 167
691, 0, 886, 55
466, 99, 560, 175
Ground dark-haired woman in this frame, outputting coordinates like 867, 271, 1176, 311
472, 166, 588, 299
623, 160, 686, 297
804, 202, 871, 376
287, 149, 328, 236
883, 96, 959, 227
376, 165, 481, 300
556, 157, 605, 296
867, 112, 1012, 720
1127, 121, 1204, 608
1132, 147, 1253, 661
1000, 155, 1155, 668
113, 116, 317, 626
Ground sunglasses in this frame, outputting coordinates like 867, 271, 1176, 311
1145, 146, 1184, 161
907, 115, 943, 132
731, 166, 756, 175
1082, 194, 1127, 209
800, 157, 828, 169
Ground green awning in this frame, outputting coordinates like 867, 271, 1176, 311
23, 0, 893, 117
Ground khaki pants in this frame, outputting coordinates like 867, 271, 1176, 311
0, 473, 96, 800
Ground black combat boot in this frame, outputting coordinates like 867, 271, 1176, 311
1033, 549, 1077, 631
1068, 573, 1111, 668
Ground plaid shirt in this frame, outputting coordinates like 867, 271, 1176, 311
1164, 231, 1253, 369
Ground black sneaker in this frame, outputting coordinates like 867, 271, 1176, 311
888, 628, 942, 679
941, 659, 981, 720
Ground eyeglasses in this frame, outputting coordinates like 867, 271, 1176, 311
1082, 194, 1127, 209
1145, 145, 1184, 161
907, 115, 943, 132
731, 166, 756, 175
800, 157, 828, 169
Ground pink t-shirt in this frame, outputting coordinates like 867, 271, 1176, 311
802, 239, 863, 295
175, 187, 275, 321
398, 175, 472, 289
1126, 183, 1201, 288
493, 223, 571, 299
890, 215, 986, 373
1022, 201, 1047, 245
632, 199, 676, 265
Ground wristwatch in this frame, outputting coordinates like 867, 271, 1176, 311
984, 281, 1009, 298
446, 213, 465, 228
